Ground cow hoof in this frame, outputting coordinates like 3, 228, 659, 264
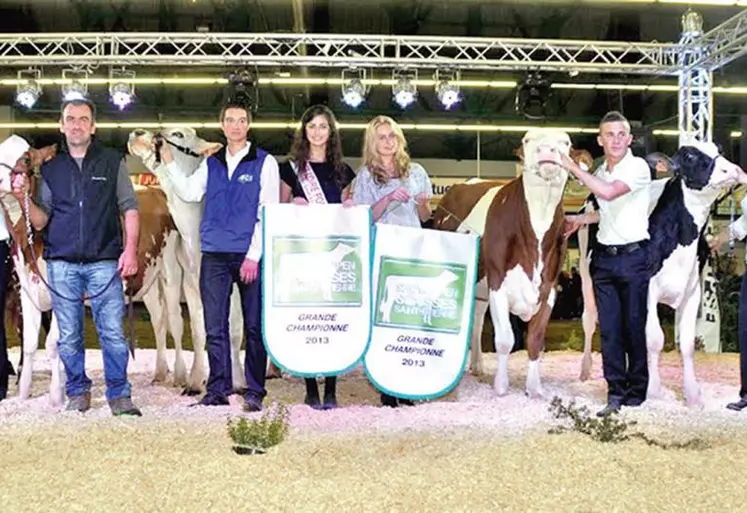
525, 388, 545, 400
152, 372, 169, 384
172, 377, 188, 389
181, 386, 202, 397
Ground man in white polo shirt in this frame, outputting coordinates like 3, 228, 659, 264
563, 111, 653, 417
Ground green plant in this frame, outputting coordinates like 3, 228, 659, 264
547, 396, 710, 450
564, 329, 583, 352
227, 402, 289, 450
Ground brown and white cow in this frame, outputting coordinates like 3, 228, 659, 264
433, 129, 575, 398
434, 145, 593, 379
1, 137, 185, 404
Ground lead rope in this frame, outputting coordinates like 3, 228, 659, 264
21, 190, 136, 358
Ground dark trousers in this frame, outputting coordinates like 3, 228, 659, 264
200, 252, 267, 402
592, 244, 650, 406
737, 273, 747, 398
0, 241, 10, 399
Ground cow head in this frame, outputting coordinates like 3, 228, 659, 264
127, 127, 223, 176
520, 129, 572, 182
671, 139, 747, 191
0, 135, 57, 197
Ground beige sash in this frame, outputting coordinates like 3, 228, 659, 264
291, 161, 328, 205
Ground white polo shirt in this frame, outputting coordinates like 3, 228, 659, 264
727, 194, 747, 263
594, 150, 652, 246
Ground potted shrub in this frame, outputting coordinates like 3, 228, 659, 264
227, 402, 289, 455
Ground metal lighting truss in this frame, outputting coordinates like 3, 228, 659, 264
0, 9, 743, 143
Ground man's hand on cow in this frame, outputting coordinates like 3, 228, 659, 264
240, 258, 259, 283
563, 215, 582, 239
389, 187, 410, 203
559, 153, 581, 175
118, 248, 138, 278
292, 197, 309, 205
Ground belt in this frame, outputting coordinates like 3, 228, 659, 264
596, 241, 644, 256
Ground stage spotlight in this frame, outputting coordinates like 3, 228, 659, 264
392, 69, 417, 109
15, 69, 42, 109
434, 69, 461, 110
341, 68, 368, 108
61, 69, 89, 101
109, 68, 136, 110
515, 72, 551, 120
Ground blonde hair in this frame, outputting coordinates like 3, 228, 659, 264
362, 115, 411, 185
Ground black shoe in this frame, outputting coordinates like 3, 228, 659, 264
0, 389, 6, 402
190, 394, 229, 407
726, 396, 747, 411
305, 393, 323, 410
399, 399, 415, 406
380, 393, 398, 408
66, 392, 92, 413
596, 402, 621, 417
322, 396, 338, 410
243, 395, 263, 412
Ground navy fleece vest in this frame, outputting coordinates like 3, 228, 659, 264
41, 141, 124, 263
200, 145, 266, 254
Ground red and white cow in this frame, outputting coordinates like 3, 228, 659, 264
577, 139, 747, 407
433, 129, 573, 397
0, 135, 185, 405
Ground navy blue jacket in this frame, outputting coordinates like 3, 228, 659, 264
41, 140, 126, 263
201, 144, 266, 254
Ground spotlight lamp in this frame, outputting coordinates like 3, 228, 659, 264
341, 68, 368, 108
109, 68, 136, 110
61, 69, 89, 101
434, 69, 461, 110
392, 69, 418, 109
15, 68, 42, 109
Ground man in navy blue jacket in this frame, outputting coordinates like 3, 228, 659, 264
159, 101, 279, 411
18, 98, 141, 416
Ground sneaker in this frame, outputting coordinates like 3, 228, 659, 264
66, 392, 91, 413
189, 394, 229, 407
108, 396, 142, 417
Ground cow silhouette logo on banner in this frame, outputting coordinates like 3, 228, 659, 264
374, 257, 466, 335
272, 236, 363, 308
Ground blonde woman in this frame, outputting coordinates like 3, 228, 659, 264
353, 115, 433, 408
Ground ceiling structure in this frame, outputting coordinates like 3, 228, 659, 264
0, 0, 746, 163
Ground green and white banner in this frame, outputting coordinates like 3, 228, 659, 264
262, 204, 372, 377
364, 224, 479, 400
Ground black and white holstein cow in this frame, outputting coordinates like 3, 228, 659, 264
577, 139, 747, 407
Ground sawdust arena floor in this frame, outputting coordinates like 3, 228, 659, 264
2, 347, 747, 513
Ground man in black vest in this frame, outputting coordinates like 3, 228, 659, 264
159, 101, 279, 412
16, 98, 141, 416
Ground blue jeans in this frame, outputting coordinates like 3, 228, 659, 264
200, 252, 266, 401
47, 260, 132, 401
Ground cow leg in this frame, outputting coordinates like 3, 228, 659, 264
229, 285, 247, 395
525, 296, 555, 399
142, 281, 170, 384
177, 246, 207, 396
489, 287, 514, 396
469, 277, 489, 376
45, 314, 63, 407
578, 227, 597, 382
677, 282, 703, 408
645, 288, 666, 400
162, 238, 187, 388
17, 282, 42, 401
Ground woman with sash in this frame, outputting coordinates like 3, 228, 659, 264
280, 104, 356, 410
352, 115, 433, 408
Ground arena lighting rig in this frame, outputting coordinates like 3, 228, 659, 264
0, 7, 745, 143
